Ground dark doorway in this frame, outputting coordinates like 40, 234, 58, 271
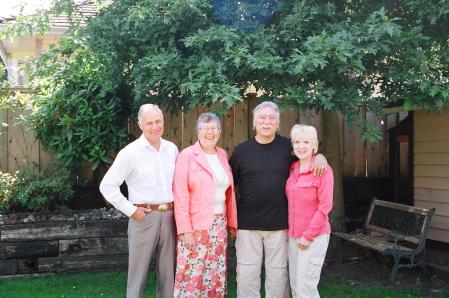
388, 112, 413, 205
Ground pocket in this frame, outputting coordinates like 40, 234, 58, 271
295, 180, 317, 200
307, 256, 325, 278
296, 180, 313, 188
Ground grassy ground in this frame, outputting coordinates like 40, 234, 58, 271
1, 270, 448, 298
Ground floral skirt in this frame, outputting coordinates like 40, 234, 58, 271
174, 214, 228, 298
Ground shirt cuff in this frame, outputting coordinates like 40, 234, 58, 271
121, 202, 138, 217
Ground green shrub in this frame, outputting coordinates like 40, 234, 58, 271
0, 167, 74, 213
0, 172, 15, 212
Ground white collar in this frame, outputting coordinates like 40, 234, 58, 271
137, 134, 166, 151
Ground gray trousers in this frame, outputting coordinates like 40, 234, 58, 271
127, 210, 176, 298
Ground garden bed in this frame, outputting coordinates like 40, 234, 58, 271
0, 208, 128, 276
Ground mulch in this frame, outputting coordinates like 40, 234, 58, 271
322, 242, 449, 296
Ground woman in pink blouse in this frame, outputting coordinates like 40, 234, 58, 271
173, 112, 237, 298
285, 124, 334, 298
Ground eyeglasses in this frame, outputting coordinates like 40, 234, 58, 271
199, 126, 219, 132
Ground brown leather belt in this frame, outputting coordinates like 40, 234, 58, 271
134, 203, 173, 211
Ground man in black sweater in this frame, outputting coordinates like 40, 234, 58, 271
230, 101, 326, 298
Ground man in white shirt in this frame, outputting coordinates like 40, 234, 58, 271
100, 104, 178, 298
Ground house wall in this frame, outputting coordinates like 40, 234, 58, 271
1, 32, 62, 87
414, 107, 449, 243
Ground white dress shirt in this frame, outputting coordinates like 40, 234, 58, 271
99, 135, 178, 217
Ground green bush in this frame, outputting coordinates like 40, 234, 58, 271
0, 172, 15, 212
0, 167, 74, 213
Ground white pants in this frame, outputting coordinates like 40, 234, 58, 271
288, 234, 330, 298
236, 229, 289, 298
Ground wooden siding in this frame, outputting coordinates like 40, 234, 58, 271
414, 107, 449, 243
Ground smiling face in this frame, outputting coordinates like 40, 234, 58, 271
290, 124, 318, 162
253, 106, 279, 142
138, 109, 164, 146
198, 120, 221, 152
292, 134, 317, 162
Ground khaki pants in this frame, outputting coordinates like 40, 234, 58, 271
288, 234, 329, 298
127, 210, 176, 298
236, 229, 289, 298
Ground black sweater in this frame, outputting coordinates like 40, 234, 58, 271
229, 134, 295, 230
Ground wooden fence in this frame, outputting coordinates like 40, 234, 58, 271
0, 94, 408, 178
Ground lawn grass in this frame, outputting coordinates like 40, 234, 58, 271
0, 270, 448, 298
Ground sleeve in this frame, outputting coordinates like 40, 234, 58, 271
303, 166, 334, 241
173, 150, 193, 235
229, 145, 240, 187
99, 149, 137, 217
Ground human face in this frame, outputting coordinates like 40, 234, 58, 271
198, 121, 220, 152
138, 110, 164, 146
253, 107, 279, 140
292, 133, 317, 162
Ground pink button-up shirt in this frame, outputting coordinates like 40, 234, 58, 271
285, 160, 334, 241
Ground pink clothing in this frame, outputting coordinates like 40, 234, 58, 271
174, 141, 238, 235
285, 160, 334, 241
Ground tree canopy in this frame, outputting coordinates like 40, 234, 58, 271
2, 0, 449, 171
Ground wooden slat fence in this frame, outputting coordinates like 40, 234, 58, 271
0, 94, 408, 178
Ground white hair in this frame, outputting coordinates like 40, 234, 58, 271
137, 104, 163, 122
290, 124, 319, 154
252, 101, 280, 123
196, 112, 222, 134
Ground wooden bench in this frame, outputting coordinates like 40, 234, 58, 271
334, 199, 435, 286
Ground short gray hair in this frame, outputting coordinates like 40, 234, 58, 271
138, 104, 163, 122
252, 101, 280, 123
290, 124, 319, 154
196, 112, 222, 134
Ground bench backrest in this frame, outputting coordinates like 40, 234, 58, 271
365, 199, 435, 245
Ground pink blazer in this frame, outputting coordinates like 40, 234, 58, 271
173, 141, 238, 235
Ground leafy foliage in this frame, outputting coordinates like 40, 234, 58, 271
77, 0, 449, 126
29, 36, 129, 171
0, 172, 15, 211
2, 0, 449, 169
0, 167, 74, 213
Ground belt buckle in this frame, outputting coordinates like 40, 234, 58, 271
158, 203, 169, 211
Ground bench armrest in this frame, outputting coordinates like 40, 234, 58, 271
392, 232, 405, 250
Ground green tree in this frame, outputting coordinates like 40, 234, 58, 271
3, 0, 449, 230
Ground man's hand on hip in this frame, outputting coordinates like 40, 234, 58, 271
131, 206, 151, 220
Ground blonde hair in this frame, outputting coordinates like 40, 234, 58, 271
290, 124, 318, 154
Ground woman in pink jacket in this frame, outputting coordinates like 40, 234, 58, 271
286, 124, 334, 298
173, 112, 237, 298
